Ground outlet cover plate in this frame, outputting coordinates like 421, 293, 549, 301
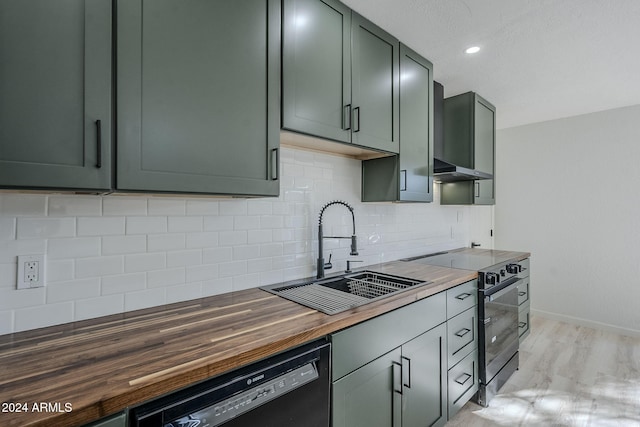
17, 254, 46, 289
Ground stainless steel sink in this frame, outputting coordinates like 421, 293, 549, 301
261, 271, 428, 315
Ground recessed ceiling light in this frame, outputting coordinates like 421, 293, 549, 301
465, 46, 480, 54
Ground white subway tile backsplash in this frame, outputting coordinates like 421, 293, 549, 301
0, 218, 16, 240
125, 288, 166, 312
47, 278, 101, 303
0, 239, 47, 263
203, 215, 234, 231
102, 273, 147, 295
185, 264, 218, 283
46, 260, 75, 283
126, 216, 167, 235
75, 294, 125, 321
219, 230, 248, 246
78, 217, 125, 236
49, 237, 101, 259
102, 235, 147, 255
167, 249, 202, 268
186, 200, 219, 216
0, 146, 471, 334
49, 196, 101, 216
148, 233, 186, 252
186, 232, 219, 249
76, 256, 124, 279
0, 194, 47, 216
0, 287, 46, 310
202, 247, 233, 264
147, 267, 186, 288
17, 218, 75, 239
148, 198, 186, 216
103, 197, 147, 216
125, 253, 166, 273
166, 282, 202, 304
169, 216, 203, 233
0, 263, 16, 288
14, 302, 73, 332
0, 311, 13, 335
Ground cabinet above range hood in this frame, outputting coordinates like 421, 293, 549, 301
432, 81, 494, 183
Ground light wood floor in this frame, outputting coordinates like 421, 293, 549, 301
446, 315, 640, 426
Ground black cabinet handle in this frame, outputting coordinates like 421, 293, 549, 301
455, 328, 471, 338
455, 372, 472, 386
475, 181, 480, 197
271, 148, 279, 180
343, 104, 352, 130
392, 361, 402, 395
518, 321, 527, 329
95, 119, 102, 169
455, 293, 472, 301
518, 291, 526, 297
353, 107, 360, 132
400, 170, 407, 191
401, 356, 411, 389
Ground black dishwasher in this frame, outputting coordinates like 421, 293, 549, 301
130, 339, 330, 427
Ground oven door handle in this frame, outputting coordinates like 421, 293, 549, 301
482, 276, 520, 300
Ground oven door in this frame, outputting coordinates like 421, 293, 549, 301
479, 277, 519, 385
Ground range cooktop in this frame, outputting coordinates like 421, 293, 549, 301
401, 249, 522, 271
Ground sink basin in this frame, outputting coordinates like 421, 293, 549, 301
262, 271, 428, 315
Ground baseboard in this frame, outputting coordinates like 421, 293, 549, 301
531, 309, 640, 338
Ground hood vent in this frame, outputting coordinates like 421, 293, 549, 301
433, 158, 493, 183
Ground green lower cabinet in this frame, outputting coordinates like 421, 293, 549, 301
82, 412, 126, 427
518, 304, 531, 343
402, 324, 448, 427
447, 350, 478, 419
332, 348, 402, 427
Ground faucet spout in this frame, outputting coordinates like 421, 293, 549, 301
317, 200, 358, 279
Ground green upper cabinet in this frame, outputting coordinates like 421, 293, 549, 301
117, 0, 280, 196
282, 0, 399, 153
361, 44, 433, 202
0, 0, 112, 191
440, 92, 496, 205
282, 0, 351, 143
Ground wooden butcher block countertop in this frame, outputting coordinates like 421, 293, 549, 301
0, 260, 485, 427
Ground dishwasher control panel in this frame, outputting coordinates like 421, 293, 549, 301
165, 363, 318, 427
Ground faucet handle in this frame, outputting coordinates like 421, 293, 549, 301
345, 259, 363, 273
324, 253, 333, 270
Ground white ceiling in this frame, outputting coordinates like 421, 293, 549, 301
341, 0, 640, 129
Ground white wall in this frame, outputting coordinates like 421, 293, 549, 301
495, 104, 640, 336
0, 147, 473, 334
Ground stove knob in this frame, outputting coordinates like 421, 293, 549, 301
485, 272, 498, 285
506, 264, 522, 274
500, 269, 506, 277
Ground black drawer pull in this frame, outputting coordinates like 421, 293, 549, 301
455, 328, 471, 338
95, 119, 102, 169
518, 291, 526, 297
455, 293, 472, 301
455, 372, 472, 386
518, 321, 527, 329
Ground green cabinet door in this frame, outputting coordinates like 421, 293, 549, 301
441, 92, 495, 205
361, 43, 432, 202
402, 323, 447, 427
333, 347, 402, 427
351, 12, 400, 153
117, 0, 280, 196
0, 0, 112, 191
282, 0, 351, 143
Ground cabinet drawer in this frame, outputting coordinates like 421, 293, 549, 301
517, 277, 530, 306
517, 258, 530, 279
447, 306, 477, 368
448, 350, 478, 419
446, 280, 477, 319
332, 292, 446, 380
518, 305, 531, 342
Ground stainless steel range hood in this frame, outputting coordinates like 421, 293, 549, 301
433, 158, 493, 183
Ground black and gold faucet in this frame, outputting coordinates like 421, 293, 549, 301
316, 200, 358, 279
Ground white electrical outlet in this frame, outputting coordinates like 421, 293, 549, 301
17, 254, 46, 289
